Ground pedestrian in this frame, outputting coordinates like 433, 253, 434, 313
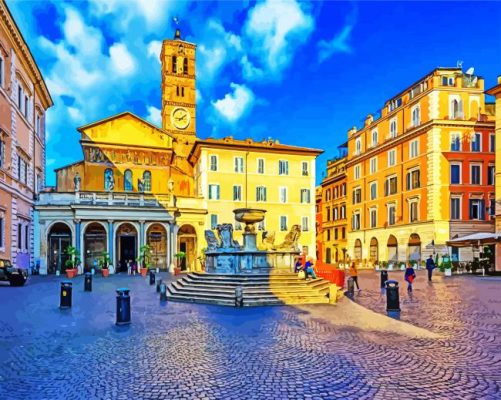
132, 261, 137, 276
294, 257, 303, 273
349, 262, 360, 290
127, 259, 132, 275
304, 256, 317, 280
426, 255, 436, 282
404, 262, 416, 293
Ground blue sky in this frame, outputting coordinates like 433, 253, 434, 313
7, 0, 501, 186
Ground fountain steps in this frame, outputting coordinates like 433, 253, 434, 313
167, 273, 331, 306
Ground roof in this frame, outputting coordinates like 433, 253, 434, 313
54, 160, 84, 172
486, 82, 501, 96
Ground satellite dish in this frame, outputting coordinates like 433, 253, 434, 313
466, 67, 474, 75
472, 76, 478, 86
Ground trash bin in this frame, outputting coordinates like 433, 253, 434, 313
116, 288, 131, 325
149, 270, 155, 285
380, 270, 388, 289
159, 282, 167, 302
156, 279, 163, 293
84, 272, 92, 292
347, 277, 354, 298
60, 281, 72, 309
385, 280, 400, 312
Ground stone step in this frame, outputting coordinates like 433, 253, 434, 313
177, 282, 326, 294
181, 277, 326, 289
185, 274, 324, 285
174, 282, 326, 297
189, 272, 304, 281
166, 294, 235, 307
244, 297, 330, 306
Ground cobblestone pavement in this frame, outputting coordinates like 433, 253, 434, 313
0, 271, 500, 400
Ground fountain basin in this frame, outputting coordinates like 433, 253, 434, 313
233, 208, 266, 225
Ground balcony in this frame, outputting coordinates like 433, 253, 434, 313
37, 191, 174, 208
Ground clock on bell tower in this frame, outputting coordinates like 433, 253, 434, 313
161, 28, 197, 158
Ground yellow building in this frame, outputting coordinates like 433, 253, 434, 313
188, 137, 321, 256
345, 68, 495, 266
320, 154, 348, 265
34, 28, 323, 274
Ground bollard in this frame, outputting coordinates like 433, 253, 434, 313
380, 270, 388, 289
84, 272, 92, 292
347, 277, 354, 298
116, 288, 131, 325
235, 286, 243, 307
159, 282, 167, 302
156, 279, 163, 293
60, 281, 72, 309
149, 270, 155, 285
385, 280, 400, 312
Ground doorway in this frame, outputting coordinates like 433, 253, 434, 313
119, 236, 136, 272
47, 223, 72, 274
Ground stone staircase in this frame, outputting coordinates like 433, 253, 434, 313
166, 272, 331, 306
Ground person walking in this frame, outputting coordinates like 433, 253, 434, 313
404, 262, 416, 293
426, 255, 436, 282
349, 262, 360, 290
127, 260, 132, 275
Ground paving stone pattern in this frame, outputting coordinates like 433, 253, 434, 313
0, 271, 500, 399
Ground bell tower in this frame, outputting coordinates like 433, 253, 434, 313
161, 28, 197, 158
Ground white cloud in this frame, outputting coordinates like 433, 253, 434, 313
147, 40, 162, 62
67, 106, 84, 123
317, 11, 356, 63
146, 106, 162, 126
243, 0, 314, 80
109, 43, 137, 76
240, 55, 264, 81
212, 83, 255, 123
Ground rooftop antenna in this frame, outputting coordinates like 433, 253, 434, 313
173, 16, 180, 25
457, 60, 463, 69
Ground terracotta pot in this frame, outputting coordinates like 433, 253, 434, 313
66, 268, 77, 278
140, 268, 148, 277
174, 267, 181, 275
101, 268, 109, 277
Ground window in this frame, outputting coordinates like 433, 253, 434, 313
334, 228, 338, 240
176, 86, 179, 96
450, 164, 461, 184
301, 217, 309, 232
442, 76, 455, 86
326, 207, 330, 221
233, 185, 242, 201
278, 160, 289, 175
490, 134, 495, 152
370, 208, 377, 228
352, 187, 362, 204
36, 174, 43, 193
209, 155, 218, 171
371, 130, 378, 147
352, 212, 361, 231
412, 106, 420, 126
341, 183, 346, 196
24, 225, 28, 250
354, 164, 361, 179
36, 115, 41, 136
183, 58, 188, 75
300, 189, 311, 203
257, 158, 264, 174
18, 157, 28, 184
172, 56, 177, 73
342, 227, 346, 239
488, 165, 495, 185
370, 158, 377, 174
279, 187, 287, 203
333, 207, 338, 220
385, 176, 398, 196
450, 133, 461, 151
469, 199, 485, 220
450, 98, 463, 119
489, 199, 495, 216
280, 216, 288, 231
0, 55, 3, 87
326, 229, 330, 241
406, 169, 420, 190
325, 189, 331, 201
143, 171, 151, 191
334, 187, 339, 198
388, 149, 396, 166
409, 201, 418, 222
209, 184, 220, 200
450, 198, 461, 219
18, 223, 22, 250
409, 139, 419, 158
210, 214, 218, 229
390, 118, 397, 138
124, 170, 133, 191
388, 204, 396, 225
471, 165, 481, 185
355, 138, 361, 155
471, 133, 481, 152
0, 140, 4, 168
370, 182, 377, 200
256, 186, 267, 202
302, 161, 309, 176
18, 84, 22, 110
24, 95, 28, 118
0, 216, 3, 247
388, 98, 402, 112
234, 157, 244, 173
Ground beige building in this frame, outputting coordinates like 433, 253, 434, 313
0, 1, 52, 269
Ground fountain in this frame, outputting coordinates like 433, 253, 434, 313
204, 208, 301, 274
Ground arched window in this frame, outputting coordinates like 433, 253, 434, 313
124, 169, 133, 191
104, 168, 114, 191
143, 171, 152, 191
183, 58, 188, 75
172, 56, 177, 73
451, 99, 463, 119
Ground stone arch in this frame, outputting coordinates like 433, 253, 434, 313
177, 224, 197, 271
354, 239, 362, 261
147, 223, 168, 270
369, 237, 378, 264
83, 222, 108, 270
387, 235, 398, 263
408, 233, 421, 262
114, 222, 139, 272
47, 222, 73, 274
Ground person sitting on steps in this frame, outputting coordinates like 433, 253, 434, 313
304, 256, 317, 280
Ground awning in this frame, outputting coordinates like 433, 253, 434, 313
446, 232, 501, 247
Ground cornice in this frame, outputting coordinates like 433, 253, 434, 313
163, 101, 196, 109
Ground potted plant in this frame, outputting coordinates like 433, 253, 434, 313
388, 262, 393, 271
64, 245, 79, 278
138, 245, 152, 277
174, 251, 186, 275
400, 262, 406, 271
197, 248, 206, 272
99, 252, 112, 277
439, 254, 452, 276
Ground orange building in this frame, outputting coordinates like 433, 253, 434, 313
320, 152, 347, 265
315, 186, 322, 262
346, 67, 495, 266
0, 1, 52, 269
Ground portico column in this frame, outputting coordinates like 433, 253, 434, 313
139, 220, 145, 248
75, 219, 81, 271
108, 220, 114, 269
165, 223, 171, 269
169, 223, 179, 268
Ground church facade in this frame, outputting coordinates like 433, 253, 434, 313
34, 29, 320, 275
